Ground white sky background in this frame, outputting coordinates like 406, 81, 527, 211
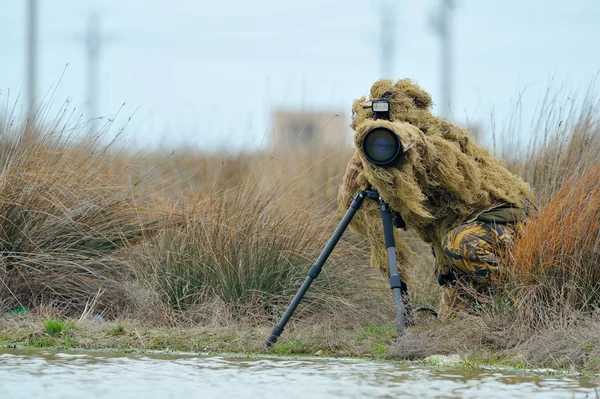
1, 0, 599, 152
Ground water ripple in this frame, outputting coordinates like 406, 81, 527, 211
0, 350, 597, 399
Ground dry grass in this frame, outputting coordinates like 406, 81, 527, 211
499, 83, 600, 200
0, 82, 599, 371
491, 84, 600, 329
390, 311, 600, 373
128, 145, 351, 207
0, 113, 159, 316
503, 164, 600, 325
390, 84, 600, 369
129, 182, 390, 326
0, 106, 391, 328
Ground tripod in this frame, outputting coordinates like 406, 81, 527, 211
265, 186, 407, 349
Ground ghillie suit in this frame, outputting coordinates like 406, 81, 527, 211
338, 79, 533, 319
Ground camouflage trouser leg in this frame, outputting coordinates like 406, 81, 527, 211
439, 221, 516, 319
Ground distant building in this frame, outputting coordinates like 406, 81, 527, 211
270, 110, 349, 149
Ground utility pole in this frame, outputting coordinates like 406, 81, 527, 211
85, 12, 103, 124
432, 0, 454, 119
379, 2, 396, 79
27, 0, 38, 113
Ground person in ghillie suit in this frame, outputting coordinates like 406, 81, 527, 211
338, 79, 533, 320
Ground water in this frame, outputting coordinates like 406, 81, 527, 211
0, 349, 598, 398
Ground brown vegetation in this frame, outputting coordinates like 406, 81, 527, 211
0, 83, 599, 373
0, 119, 156, 316
506, 164, 600, 323
0, 108, 391, 330
391, 84, 600, 372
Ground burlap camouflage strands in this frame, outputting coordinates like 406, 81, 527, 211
339, 79, 534, 319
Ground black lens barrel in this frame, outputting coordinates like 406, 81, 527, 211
361, 127, 403, 167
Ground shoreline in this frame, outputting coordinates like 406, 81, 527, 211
0, 341, 589, 379
1, 316, 597, 378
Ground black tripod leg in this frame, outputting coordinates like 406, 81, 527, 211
265, 191, 367, 349
379, 199, 406, 336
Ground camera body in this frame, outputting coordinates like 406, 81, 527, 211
358, 99, 407, 229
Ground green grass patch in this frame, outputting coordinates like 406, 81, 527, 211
28, 334, 77, 349
217, 332, 235, 342
372, 343, 387, 355
30, 335, 57, 348
272, 339, 309, 355
423, 357, 441, 367
356, 324, 396, 355
43, 319, 74, 337
109, 324, 125, 336
356, 325, 396, 342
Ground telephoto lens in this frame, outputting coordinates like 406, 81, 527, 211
362, 127, 403, 167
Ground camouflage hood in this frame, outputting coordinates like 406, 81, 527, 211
349, 79, 534, 242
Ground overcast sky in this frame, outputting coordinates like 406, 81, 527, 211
1, 0, 599, 151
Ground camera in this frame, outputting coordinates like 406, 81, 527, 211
361, 99, 404, 168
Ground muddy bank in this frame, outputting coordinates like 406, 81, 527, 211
2, 314, 599, 376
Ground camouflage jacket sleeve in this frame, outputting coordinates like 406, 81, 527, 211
339, 151, 369, 206
338, 150, 413, 281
